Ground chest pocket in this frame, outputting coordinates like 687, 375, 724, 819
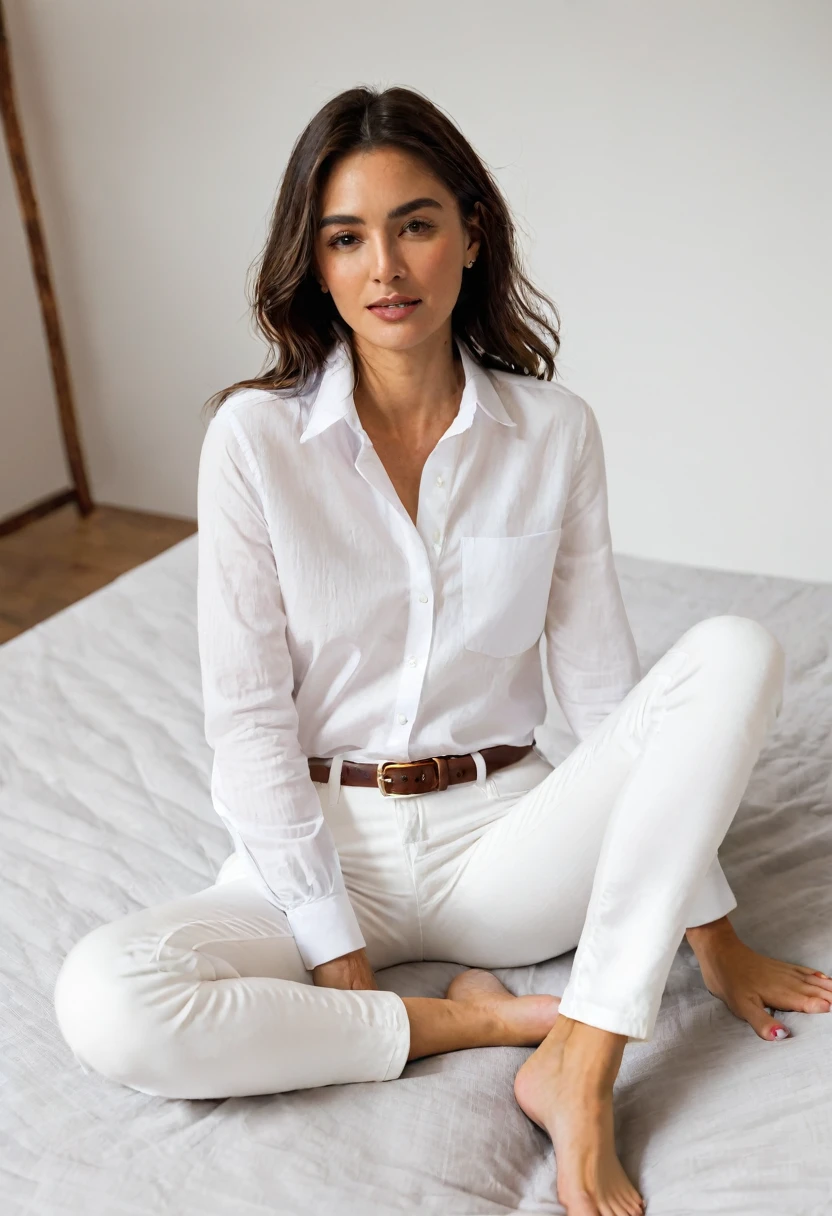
461, 528, 562, 658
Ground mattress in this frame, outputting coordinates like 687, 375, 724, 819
1, 533, 830, 1215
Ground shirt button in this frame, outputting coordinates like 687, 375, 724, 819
432, 529, 441, 543
407, 656, 418, 667
418, 593, 429, 603
435, 475, 444, 486
397, 713, 408, 724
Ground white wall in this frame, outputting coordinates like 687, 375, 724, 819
0, 93, 69, 519
4, 0, 830, 580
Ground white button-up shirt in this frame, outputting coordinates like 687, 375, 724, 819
196, 324, 641, 969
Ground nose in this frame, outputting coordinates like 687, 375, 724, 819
369, 233, 405, 283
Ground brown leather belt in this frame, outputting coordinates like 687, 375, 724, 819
308, 743, 534, 798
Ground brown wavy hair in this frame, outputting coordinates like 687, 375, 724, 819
202, 84, 562, 420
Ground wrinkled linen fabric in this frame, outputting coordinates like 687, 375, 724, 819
1, 539, 830, 1213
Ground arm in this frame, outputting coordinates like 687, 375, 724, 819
196, 407, 366, 971
543, 398, 642, 743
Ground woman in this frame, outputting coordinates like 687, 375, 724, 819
54, 86, 831, 1216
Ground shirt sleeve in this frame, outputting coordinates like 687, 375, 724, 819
196, 406, 366, 970
543, 397, 642, 742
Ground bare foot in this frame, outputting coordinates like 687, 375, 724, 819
690, 925, 832, 1041
445, 968, 561, 1047
513, 1016, 644, 1216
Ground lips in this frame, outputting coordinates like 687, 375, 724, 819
368, 299, 421, 308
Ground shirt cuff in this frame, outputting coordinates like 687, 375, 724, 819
285, 890, 367, 971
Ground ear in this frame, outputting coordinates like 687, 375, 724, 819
464, 200, 484, 262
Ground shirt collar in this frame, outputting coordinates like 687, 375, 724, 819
298, 322, 516, 444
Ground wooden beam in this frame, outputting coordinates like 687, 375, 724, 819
0, 1, 93, 516
0, 488, 77, 537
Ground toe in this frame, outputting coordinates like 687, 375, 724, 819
794, 966, 832, 987
742, 997, 791, 1041
792, 968, 832, 997
605, 1192, 641, 1216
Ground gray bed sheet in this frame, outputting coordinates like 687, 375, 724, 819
1, 534, 830, 1215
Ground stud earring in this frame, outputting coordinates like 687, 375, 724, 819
466, 260, 475, 268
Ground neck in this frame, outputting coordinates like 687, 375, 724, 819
349, 328, 464, 443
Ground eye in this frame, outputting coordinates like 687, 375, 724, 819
327, 218, 435, 249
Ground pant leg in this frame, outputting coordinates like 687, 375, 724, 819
53, 874, 411, 1100
418, 614, 785, 1042
684, 852, 739, 929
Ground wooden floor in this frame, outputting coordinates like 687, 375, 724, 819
0, 503, 197, 644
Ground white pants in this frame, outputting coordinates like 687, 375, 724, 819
53, 615, 785, 1100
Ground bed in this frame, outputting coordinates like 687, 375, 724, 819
2, 533, 830, 1215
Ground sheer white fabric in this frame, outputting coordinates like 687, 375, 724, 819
196, 325, 641, 969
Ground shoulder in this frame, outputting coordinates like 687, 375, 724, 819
491, 365, 586, 410
208, 383, 306, 434
488, 366, 591, 437
202, 382, 309, 469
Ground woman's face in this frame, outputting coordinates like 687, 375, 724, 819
313, 146, 481, 353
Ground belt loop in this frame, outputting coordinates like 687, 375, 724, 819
327, 754, 345, 807
471, 750, 487, 787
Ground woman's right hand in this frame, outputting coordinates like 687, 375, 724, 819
311, 946, 379, 991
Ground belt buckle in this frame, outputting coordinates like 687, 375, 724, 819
377, 758, 440, 798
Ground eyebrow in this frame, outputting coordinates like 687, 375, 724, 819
317, 196, 443, 230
